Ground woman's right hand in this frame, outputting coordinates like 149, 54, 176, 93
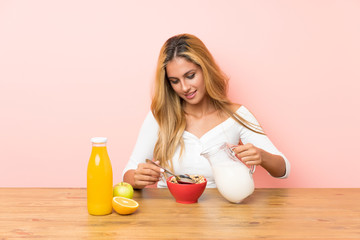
133, 160, 164, 189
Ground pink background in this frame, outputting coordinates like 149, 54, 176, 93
1, 1, 359, 188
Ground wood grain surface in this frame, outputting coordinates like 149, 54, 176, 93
0, 188, 359, 239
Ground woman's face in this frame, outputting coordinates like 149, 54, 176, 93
166, 57, 207, 106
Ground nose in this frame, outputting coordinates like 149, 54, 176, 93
181, 80, 190, 93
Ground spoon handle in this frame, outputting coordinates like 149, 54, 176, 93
145, 159, 177, 177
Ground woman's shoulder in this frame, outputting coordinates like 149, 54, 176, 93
230, 103, 255, 119
230, 104, 262, 128
230, 103, 246, 113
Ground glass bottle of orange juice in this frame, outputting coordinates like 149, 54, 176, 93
87, 137, 113, 215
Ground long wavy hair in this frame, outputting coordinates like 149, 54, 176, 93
151, 33, 263, 170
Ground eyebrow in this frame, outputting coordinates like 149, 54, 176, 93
167, 69, 196, 80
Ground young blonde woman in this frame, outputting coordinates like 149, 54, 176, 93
123, 34, 290, 189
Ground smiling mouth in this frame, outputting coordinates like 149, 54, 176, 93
185, 90, 197, 99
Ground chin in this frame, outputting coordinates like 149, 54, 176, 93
184, 98, 202, 106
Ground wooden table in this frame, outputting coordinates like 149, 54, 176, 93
0, 188, 359, 239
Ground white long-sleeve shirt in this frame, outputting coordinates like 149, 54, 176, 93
122, 106, 290, 188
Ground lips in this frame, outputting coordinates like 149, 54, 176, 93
185, 90, 197, 99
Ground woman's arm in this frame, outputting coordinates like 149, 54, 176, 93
259, 149, 286, 177
122, 111, 160, 187
234, 143, 286, 177
234, 106, 290, 178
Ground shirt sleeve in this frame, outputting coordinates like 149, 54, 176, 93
238, 106, 290, 179
121, 111, 159, 179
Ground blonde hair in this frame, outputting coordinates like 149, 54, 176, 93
151, 34, 263, 170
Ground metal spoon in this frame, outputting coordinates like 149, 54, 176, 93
146, 159, 195, 184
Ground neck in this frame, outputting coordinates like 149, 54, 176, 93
183, 97, 217, 118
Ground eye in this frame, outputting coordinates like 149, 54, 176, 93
187, 73, 195, 79
169, 79, 179, 84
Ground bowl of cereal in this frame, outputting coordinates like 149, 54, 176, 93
166, 175, 207, 204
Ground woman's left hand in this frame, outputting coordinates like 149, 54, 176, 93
232, 143, 263, 166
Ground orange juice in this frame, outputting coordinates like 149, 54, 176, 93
87, 137, 113, 215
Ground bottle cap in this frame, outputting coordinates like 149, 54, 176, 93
91, 137, 108, 143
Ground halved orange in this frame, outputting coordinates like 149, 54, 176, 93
112, 196, 139, 215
